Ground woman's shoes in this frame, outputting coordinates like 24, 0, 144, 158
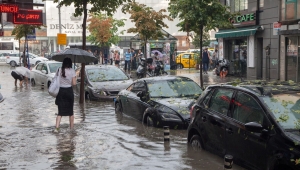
53, 128, 60, 133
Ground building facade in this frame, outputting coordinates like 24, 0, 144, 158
216, 0, 279, 80
278, 0, 300, 82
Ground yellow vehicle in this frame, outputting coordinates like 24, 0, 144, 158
176, 52, 199, 69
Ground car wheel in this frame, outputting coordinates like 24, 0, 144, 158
177, 63, 183, 69
190, 135, 204, 150
31, 79, 35, 86
85, 92, 91, 101
146, 114, 155, 127
115, 102, 122, 114
35, 61, 40, 65
10, 61, 16, 67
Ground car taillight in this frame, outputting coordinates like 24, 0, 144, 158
190, 105, 195, 119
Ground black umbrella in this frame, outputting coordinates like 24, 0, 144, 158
51, 48, 96, 63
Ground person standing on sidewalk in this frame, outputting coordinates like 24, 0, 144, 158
202, 48, 210, 74
54, 57, 76, 132
124, 49, 132, 74
114, 50, 120, 67
131, 48, 137, 70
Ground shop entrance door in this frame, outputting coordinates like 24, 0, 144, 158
286, 37, 300, 82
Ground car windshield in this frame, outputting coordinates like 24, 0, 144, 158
87, 67, 129, 82
147, 79, 202, 98
49, 63, 62, 73
262, 93, 300, 130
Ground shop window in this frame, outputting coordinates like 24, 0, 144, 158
282, 0, 300, 20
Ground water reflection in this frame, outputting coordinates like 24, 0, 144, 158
54, 132, 77, 169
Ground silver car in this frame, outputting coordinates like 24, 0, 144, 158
74, 65, 133, 101
31, 61, 62, 88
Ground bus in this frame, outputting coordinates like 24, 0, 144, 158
0, 39, 19, 54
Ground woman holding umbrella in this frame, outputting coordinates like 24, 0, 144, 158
54, 57, 76, 132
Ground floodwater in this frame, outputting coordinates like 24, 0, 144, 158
0, 65, 244, 169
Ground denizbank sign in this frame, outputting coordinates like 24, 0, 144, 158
46, 1, 91, 36
233, 12, 256, 26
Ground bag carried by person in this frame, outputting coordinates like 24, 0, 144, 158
48, 68, 61, 97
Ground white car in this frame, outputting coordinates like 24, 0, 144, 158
31, 61, 62, 88
6, 53, 48, 67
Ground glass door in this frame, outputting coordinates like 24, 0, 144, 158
286, 37, 298, 82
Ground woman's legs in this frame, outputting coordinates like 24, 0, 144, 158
55, 115, 62, 128
69, 115, 74, 129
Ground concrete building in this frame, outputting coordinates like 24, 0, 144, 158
216, 0, 279, 80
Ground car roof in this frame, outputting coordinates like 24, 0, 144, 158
137, 75, 195, 82
207, 82, 300, 96
39, 61, 62, 64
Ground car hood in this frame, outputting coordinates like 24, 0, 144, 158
90, 79, 133, 91
152, 97, 194, 119
36, 57, 48, 61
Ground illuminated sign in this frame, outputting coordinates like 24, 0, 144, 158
0, 4, 19, 13
13, 9, 43, 25
235, 13, 256, 23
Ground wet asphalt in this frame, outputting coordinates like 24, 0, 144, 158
0, 65, 244, 170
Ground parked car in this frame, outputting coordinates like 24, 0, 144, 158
188, 84, 300, 170
44, 52, 58, 60
31, 61, 62, 88
0, 53, 10, 62
176, 52, 199, 69
115, 76, 202, 129
74, 65, 133, 101
6, 52, 48, 67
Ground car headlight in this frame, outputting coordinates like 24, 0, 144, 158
160, 112, 181, 122
90, 88, 107, 96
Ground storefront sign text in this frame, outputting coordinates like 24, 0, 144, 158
13, 10, 43, 25
49, 24, 90, 34
0, 4, 19, 13
236, 13, 255, 23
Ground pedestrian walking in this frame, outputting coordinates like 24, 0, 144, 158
202, 48, 210, 74
99, 51, 103, 64
114, 50, 120, 67
54, 57, 76, 132
110, 50, 114, 65
131, 48, 137, 70
124, 49, 132, 74
11, 65, 31, 87
137, 49, 143, 66
212, 49, 218, 69
93, 50, 99, 65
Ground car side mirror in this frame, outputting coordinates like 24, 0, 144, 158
245, 122, 263, 133
41, 70, 47, 74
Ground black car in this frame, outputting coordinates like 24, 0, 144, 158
188, 84, 300, 170
115, 76, 202, 129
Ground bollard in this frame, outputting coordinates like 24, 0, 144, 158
41, 83, 44, 89
164, 126, 170, 143
224, 154, 233, 170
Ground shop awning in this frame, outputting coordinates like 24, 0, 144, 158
215, 26, 263, 38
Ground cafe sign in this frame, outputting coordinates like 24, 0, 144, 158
233, 12, 256, 26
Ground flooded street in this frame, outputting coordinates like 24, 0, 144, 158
0, 65, 244, 169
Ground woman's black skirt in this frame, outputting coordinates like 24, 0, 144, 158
55, 87, 74, 116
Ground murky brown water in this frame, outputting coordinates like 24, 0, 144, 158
0, 65, 244, 169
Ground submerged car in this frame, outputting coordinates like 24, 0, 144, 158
74, 65, 133, 101
115, 76, 202, 129
188, 84, 300, 170
31, 61, 62, 87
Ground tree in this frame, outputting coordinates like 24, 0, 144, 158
54, 0, 130, 103
122, 1, 172, 59
87, 13, 125, 56
191, 32, 210, 48
168, 0, 236, 88
11, 25, 42, 66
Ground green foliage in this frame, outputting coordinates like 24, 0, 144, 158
87, 13, 125, 47
11, 25, 42, 40
54, 0, 130, 17
192, 32, 210, 48
122, 1, 172, 43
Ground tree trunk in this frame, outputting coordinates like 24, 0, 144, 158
199, 26, 204, 89
79, 0, 88, 104
23, 34, 27, 66
144, 38, 147, 77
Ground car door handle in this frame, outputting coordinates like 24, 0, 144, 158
226, 128, 233, 134
201, 116, 206, 122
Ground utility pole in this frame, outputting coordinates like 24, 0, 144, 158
57, 0, 62, 51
